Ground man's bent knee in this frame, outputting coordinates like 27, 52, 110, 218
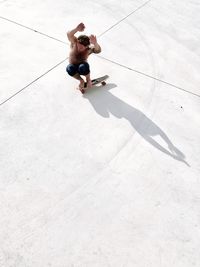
66, 64, 78, 76
78, 62, 90, 75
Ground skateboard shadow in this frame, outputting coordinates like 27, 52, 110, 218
83, 83, 189, 166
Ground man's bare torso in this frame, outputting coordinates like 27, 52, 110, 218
69, 42, 92, 64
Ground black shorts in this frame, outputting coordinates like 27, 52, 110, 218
66, 62, 90, 76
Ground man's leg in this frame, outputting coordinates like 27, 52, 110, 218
78, 62, 92, 88
66, 64, 85, 89
85, 73, 92, 88
72, 73, 85, 89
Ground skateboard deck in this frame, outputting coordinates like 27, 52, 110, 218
79, 75, 109, 94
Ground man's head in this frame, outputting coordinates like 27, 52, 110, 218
77, 35, 90, 47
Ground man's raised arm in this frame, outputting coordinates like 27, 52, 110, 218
67, 23, 85, 43
89, 35, 101, 54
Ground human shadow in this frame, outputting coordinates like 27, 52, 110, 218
83, 84, 189, 166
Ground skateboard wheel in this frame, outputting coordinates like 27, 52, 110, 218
101, 81, 106, 86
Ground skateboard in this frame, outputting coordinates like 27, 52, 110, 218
79, 75, 109, 94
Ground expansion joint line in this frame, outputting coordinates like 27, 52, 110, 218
1, 1, 199, 101
98, 0, 152, 37
0, 16, 67, 44
95, 0, 200, 98
0, 58, 68, 106
0, 2, 153, 106
97, 55, 200, 98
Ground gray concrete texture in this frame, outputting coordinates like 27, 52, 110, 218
0, 0, 200, 266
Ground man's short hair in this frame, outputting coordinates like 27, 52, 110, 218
77, 35, 90, 47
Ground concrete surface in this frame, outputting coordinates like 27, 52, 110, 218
0, 0, 200, 266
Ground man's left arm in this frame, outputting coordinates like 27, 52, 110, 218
89, 35, 101, 54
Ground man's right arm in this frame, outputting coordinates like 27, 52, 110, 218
67, 23, 85, 44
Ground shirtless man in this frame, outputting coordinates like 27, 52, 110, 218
66, 23, 101, 91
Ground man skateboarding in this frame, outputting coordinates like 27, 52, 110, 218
66, 23, 102, 91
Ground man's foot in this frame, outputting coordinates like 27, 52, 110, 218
79, 79, 85, 89
86, 79, 93, 88
76, 79, 85, 91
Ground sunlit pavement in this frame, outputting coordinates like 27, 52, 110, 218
0, 1, 200, 266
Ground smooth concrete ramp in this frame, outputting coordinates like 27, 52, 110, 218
0, 1, 200, 266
